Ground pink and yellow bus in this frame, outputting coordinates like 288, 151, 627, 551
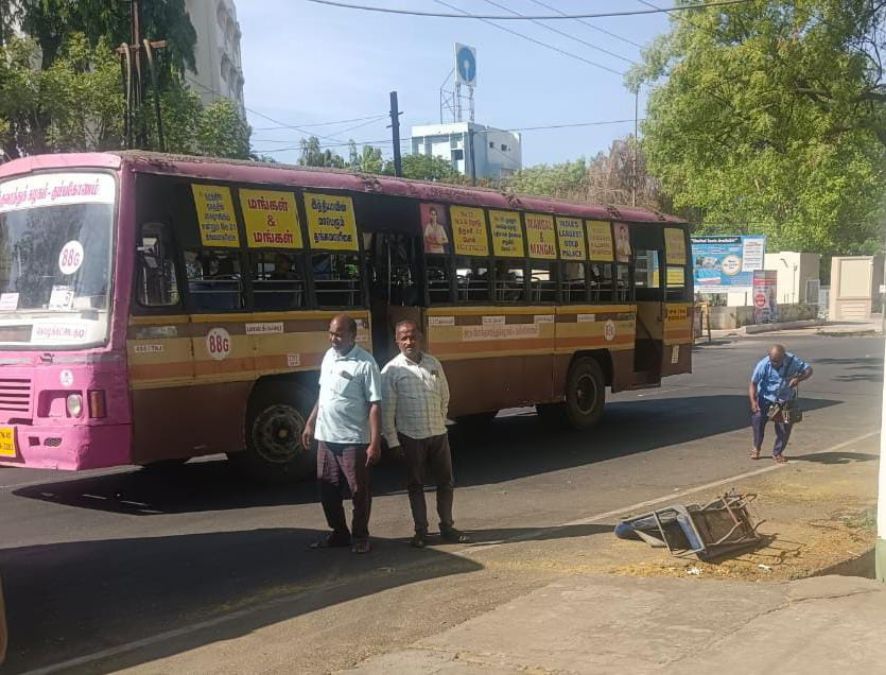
0, 152, 692, 480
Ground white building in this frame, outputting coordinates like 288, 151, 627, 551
184, 0, 245, 114
725, 251, 821, 306
411, 122, 522, 180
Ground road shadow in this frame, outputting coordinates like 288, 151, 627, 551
11, 395, 840, 516
0, 523, 608, 674
789, 451, 879, 465
813, 355, 884, 383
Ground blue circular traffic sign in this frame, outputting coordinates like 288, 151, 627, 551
457, 46, 476, 85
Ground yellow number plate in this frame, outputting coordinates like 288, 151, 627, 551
0, 427, 17, 457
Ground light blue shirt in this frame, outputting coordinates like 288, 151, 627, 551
751, 353, 810, 403
315, 344, 382, 444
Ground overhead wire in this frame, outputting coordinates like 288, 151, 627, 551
304, 0, 756, 20
431, 0, 624, 76
252, 113, 391, 132
527, 0, 645, 49
480, 0, 637, 65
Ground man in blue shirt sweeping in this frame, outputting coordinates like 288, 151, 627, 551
749, 344, 813, 463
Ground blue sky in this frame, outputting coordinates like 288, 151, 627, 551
238, 1, 673, 167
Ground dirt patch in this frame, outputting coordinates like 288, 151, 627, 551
606, 457, 878, 583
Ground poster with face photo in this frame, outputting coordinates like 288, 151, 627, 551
613, 222, 632, 263
420, 203, 451, 255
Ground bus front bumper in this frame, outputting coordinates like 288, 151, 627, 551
0, 422, 132, 471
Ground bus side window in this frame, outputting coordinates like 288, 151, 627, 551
136, 222, 181, 308
615, 263, 633, 302
455, 257, 490, 303
561, 262, 587, 303
493, 260, 527, 303
590, 263, 614, 302
529, 261, 558, 303
313, 253, 363, 308
634, 249, 663, 300
185, 248, 244, 311
426, 254, 454, 304
252, 251, 305, 311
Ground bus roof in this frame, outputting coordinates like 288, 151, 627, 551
0, 151, 685, 225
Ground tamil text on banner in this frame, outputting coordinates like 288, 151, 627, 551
192, 184, 240, 247
239, 189, 302, 249
587, 220, 614, 262
664, 227, 687, 265
0, 172, 116, 213
450, 206, 489, 256
489, 210, 524, 258
556, 217, 587, 261
525, 213, 557, 259
304, 193, 359, 251
691, 235, 766, 293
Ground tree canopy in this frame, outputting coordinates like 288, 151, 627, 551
0, 1, 250, 161
630, 0, 886, 255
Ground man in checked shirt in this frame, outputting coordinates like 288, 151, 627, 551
382, 320, 471, 548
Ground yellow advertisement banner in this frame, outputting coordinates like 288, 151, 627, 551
665, 227, 687, 265
489, 210, 524, 258
192, 184, 240, 248
239, 189, 303, 249
525, 213, 557, 259
556, 217, 587, 261
450, 206, 489, 256
667, 266, 686, 287
586, 220, 614, 262
304, 192, 359, 251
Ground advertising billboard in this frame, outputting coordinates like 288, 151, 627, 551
691, 235, 766, 293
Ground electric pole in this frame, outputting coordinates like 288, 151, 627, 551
632, 88, 639, 207
389, 91, 402, 177
117, 0, 167, 151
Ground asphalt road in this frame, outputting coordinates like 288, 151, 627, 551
0, 332, 882, 674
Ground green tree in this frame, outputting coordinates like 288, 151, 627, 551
195, 99, 251, 160
298, 136, 346, 168
630, 0, 886, 255
386, 153, 462, 182
348, 141, 384, 173
17, 0, 196, 75
0, 34, 123, 158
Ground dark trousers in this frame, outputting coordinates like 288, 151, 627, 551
317, 441, 371, 541
751, 399, 792, 457
399, 432, 455, 534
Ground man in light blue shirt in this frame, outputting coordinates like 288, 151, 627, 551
302, 315, 382, 553
749, 344, 813, 463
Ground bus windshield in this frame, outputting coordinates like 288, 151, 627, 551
0, 172, 116, 348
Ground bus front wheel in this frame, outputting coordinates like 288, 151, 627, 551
229, 382, 315, 483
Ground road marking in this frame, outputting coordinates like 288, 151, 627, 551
19, 428, 880, 674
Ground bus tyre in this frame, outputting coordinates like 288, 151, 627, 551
231, 383, 315, 483
563, 357, 606, 429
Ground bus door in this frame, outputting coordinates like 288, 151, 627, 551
361, 196, 424, 364
630, 224, 665, 386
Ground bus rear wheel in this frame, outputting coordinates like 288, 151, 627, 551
564, 357, 606, 429
229, 382, 315, 483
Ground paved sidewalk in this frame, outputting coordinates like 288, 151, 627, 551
342, 574, 886, 674
701, 317, 882, 342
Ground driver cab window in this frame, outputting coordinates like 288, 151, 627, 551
136, 222, 180, 308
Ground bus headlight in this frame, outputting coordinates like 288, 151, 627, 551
66, 394, 83, 418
